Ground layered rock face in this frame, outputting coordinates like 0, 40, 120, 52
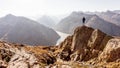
0, 26, 120, 68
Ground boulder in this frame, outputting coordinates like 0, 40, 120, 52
99, 38, 120, 62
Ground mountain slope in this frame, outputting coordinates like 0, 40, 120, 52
55, 12, 95, 33
55, 11, 120, 36
0, 14, 60, 45
86, 15, 120, 36
98, 11, 120, 26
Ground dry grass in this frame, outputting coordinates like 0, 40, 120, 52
24, 46, 49, 54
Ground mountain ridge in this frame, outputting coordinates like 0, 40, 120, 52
0, 14, 60, 45
55, 11, 120, 36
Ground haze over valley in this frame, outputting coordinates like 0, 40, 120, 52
0, 0, 120, 68
1, 10, 120, 45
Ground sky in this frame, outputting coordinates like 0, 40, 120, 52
0, 0, 120, 17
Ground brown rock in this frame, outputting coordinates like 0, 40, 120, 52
56, 36, 73, 61
87, 29, 106, 50
69, 26, 113, 62
99, 35, 113, 51
59, 35, 73, 51
24, 46, 57, 65
70, 49, 88, 61
70, 28, 107, 61
99, 38, 120, 62
8, 49, 40, 68
71, 26, 94, 51
83, 49, 100, 61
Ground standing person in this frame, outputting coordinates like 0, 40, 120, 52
82, 17, 86, 25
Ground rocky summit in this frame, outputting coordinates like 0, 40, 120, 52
0, 26, 120, 68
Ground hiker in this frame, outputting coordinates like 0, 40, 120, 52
82, 17, 86, 25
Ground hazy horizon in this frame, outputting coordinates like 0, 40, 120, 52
0, 0, 120, 18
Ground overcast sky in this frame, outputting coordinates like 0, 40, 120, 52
0, 0, 120, 17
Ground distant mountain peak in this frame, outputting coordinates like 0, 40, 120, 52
6, 14, 16, 17
102, 10, 116, 15
71, 11, 85, 16
4, 14, 17, 19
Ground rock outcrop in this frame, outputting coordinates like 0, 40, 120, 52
0, 41, 56, 68
57, 26, 113, 62
55, 25, 119, 67
8, 49, 40, 68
